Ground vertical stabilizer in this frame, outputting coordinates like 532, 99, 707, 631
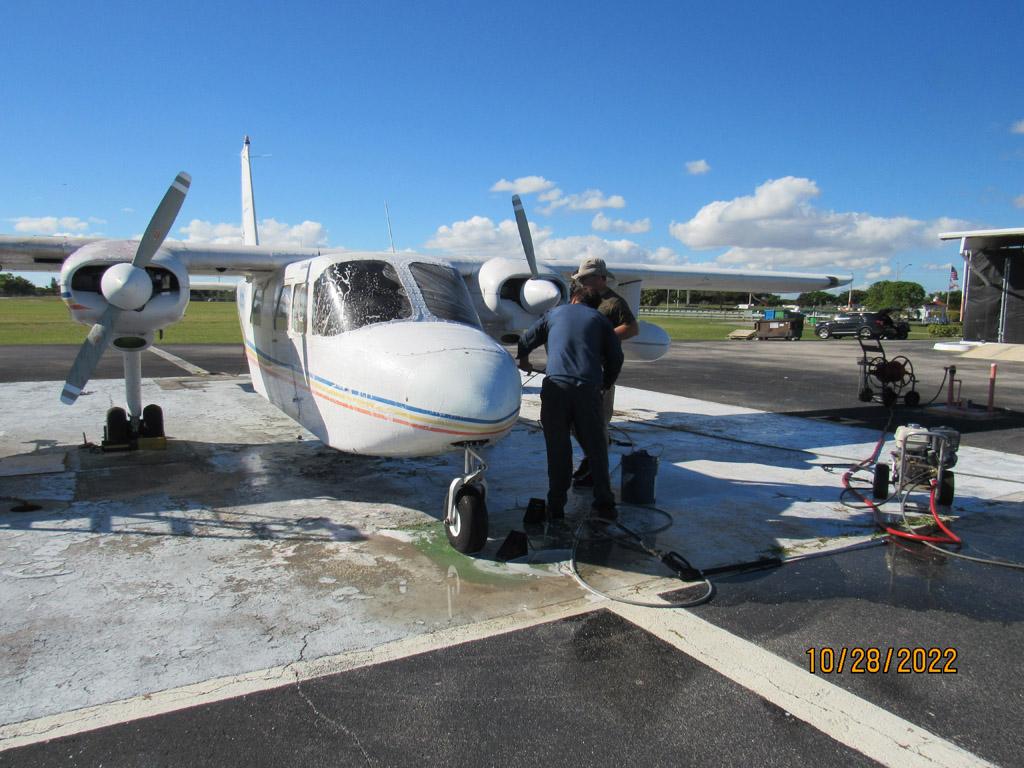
241, 135, 259, 246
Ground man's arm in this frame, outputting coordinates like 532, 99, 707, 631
602, 325, 624, 389
614, 320, 639, 341
516, 315, 548, 372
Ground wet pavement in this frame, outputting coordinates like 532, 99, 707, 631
0, 342, 1022, 766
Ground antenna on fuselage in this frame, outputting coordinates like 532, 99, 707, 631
241, 135, 259, 246
384, 200, 396, 254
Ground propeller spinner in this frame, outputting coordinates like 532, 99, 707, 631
60, 172, 191, 405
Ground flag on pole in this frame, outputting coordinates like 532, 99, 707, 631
949, 265, 959, 288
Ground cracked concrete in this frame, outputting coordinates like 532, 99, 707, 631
1, 374, 1021, 734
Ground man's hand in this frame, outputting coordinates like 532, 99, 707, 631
517, 357, 533, 373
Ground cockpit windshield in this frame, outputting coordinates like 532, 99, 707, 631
409, 262, 481, 328
312, 260, 412, 335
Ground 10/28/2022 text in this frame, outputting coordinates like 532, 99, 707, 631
806, 647, 958, 674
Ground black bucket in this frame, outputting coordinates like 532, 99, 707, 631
621, 450, 658, 504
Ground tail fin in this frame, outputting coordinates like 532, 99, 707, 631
241, 135, 259, 246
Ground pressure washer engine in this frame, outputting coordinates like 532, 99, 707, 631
872, 424, 960, 511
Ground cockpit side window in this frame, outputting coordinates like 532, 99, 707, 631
312, 260, 412, 336
250, 281, 266, 326
409, 262, 481, 328
273, 284, 292, 331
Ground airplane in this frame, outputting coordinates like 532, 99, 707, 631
0, 137, 849, 553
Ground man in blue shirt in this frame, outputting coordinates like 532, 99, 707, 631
517, 285, 624, 521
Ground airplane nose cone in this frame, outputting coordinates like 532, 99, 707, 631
399, 325, 521, 443
340, 322, 520, 455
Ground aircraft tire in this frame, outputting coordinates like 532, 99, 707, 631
904, 390, 921, 407
446, 485, 488, 553
105, 407, 130, 444
141, 404, 164, 438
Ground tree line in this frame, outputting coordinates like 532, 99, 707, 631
641, 281, 960, 312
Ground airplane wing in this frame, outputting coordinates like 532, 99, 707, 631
0, 235, 326, 276
530, 260, 848, 293
0, 236, 101, 272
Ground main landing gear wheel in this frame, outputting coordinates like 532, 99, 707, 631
446, 484, 488, 553
816, 326, 831, 339
140, 404, 164, 438
105, 407, 130, 444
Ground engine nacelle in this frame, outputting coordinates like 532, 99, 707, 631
622, 320, 670, 362
59, 240, 190, 341
475, 257, 566, 342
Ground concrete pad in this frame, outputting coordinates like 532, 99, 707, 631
959, 343, 1024, 363
2, 374, 1022, 736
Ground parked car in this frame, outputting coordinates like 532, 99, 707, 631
815, 311, 909, 340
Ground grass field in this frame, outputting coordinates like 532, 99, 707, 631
0, 297, 931, 344
0, 297, 243, 345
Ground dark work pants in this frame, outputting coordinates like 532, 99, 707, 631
540, 377, 614, 514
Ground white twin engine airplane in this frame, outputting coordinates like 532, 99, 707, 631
0, 138, 848, 552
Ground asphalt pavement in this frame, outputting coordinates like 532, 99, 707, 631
1, 340, 1022, 767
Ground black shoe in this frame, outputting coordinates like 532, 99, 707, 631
573, 472, 593, 488
547, 507, 565, 521
590, 502, 618, 522
572, 457, 590, 480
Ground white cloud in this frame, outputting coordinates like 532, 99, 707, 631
540, 188, 627, 214
539, 236, 679, 265
591, 212, 651, 234
12, 216, 92, 234
178, 218, 328, 247
490, 176, 556, 195
1014, 194, 1024, 208
669, 176, 967, 272
426, 215, 678, 265
686, 159, 711, 175
1011, 119, 1024, 134
923, 262, 954, 271
426, 215, 551, 257
865, 265, 892, 280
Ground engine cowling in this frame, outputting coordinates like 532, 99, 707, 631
60, 240, 190, 347
475, 257, 566, 342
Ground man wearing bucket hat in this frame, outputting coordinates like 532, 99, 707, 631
570, 257, 639, 488
517, 284, 624, 521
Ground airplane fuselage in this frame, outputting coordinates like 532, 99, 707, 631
237, 252, 522, 457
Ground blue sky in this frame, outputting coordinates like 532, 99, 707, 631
3, 0, 1023, 293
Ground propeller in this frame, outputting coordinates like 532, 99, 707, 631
60, 172, 191, 405
511, 194, 538, 278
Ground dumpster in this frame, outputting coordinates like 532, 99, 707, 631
755, 314, 803, 340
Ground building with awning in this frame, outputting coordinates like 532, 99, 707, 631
939, 228, 1024, 343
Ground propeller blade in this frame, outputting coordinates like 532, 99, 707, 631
60, 305, 119, 404
512, 195, 538, 277
133, 172, 191, 269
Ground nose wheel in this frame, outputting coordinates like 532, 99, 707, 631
444, 445, 489, 553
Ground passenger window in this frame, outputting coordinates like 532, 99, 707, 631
312, 260, 412, 335
274, 284, 292, 331
291, 284, 307, 334
250, 281, 265, 326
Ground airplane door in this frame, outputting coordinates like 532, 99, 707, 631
284, 263, 312, 420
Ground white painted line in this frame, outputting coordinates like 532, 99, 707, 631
0, 598, 596, 752
610, 602, 994, 768
148, 346, 209, 376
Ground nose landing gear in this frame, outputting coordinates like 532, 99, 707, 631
444, 444, 489, 553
